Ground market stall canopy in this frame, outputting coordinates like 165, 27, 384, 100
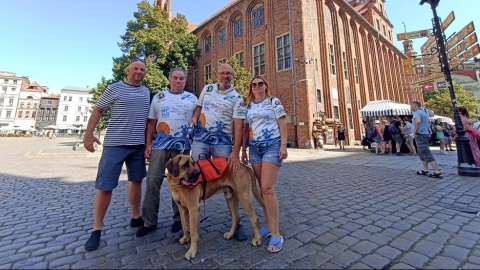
360, 100, 412, 117
430, 115, 454, 125
44, 125, 60, 130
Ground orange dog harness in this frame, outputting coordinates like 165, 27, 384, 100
182, 158, 228, 189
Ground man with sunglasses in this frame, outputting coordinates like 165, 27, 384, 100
83, 58, 150, 251
189, 63, 248, 241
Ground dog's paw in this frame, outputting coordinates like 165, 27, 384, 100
223, 231, 234, 240
179, 236, 190, 244
251, 238, 262, 247
184, 249, 197, 260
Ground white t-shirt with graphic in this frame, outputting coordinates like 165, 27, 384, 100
149, 90, 197, 150
246, 97, 286, 147
193, 83, 246, 145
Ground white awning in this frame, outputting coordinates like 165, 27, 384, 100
360, 100, 412, 117
430, 115, 454, 125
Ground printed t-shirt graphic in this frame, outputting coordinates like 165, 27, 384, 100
194, 84, 246, 145
246, 97, 286, 147
149, 90, 198, 150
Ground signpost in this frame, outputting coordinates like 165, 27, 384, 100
397, 29, 431, 41
445, 22, 475, 50
449, 44, 480, 69
447, 33, 477, 60
421, 11, 455, 54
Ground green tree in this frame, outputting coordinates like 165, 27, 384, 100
207, 56, 252, 99
424, 83, 478, 118
88, 77, 114, 136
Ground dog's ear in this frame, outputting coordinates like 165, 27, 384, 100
166, 157, 180, 177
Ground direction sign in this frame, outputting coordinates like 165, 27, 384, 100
437, 81, 448, 89
404, 66, 425, 75
447, 33, 477, 60
423, 55, 440, 65
424, 65, 442, 74
402, 58, 414, 67
445, 22, 475, 50
423, 82, 435, 92
397, 29, 431, 41
410, 74, 444, 86
421, 11, 455, 55
463, 62, 480, 70
450, 44, 480, 69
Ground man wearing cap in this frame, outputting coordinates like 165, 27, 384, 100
83, 59, 151, 251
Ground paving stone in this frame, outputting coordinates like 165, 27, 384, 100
442, 244, 470, 261
349, 262, 371, 269
338, 235, 359, 246
390, 262, 417, 269
412, 239, 444, 257
318, 262, 343, 269
351, 240, 379, 255
448, 235, 477, 249
288, 260, 311, 269
49, 254, 83, 268
295, 231, 316, 243
428, 255, 461, 269
399, 252, 429, 268
400, 230, 423, 242
329, 250, 362, 268
463, 263, 480, 269
361, 254, 390, 269
313, 232, 337, 246
303, 251, 332, 268
11, 257, 45, 269
253, 257, 288, 269
375, 245, 401, 260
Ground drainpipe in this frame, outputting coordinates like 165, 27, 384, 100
288, 0, 298, 148
308, 0, 320, 118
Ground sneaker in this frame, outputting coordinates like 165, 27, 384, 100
135, 226, 156, 238
396, 152, 402, 156
130, 217, 144, 228
171, 220, 182, 233
440, 150, 449, 155
233, 223, 248, 241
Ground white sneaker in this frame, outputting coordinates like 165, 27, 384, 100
441, 150, 449, 155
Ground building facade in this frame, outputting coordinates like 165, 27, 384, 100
183, 0, 419, 148
56, 86, 93, 129
13, 81, 48, 131
0, 71, 27, 131
37, 94, 61, 129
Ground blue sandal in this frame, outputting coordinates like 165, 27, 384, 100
260, 226, 271, 239
267, 236, 283, 253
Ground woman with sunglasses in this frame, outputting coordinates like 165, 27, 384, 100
241, 76, 287, 253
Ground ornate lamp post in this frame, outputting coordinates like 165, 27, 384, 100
420, 0, 480, 176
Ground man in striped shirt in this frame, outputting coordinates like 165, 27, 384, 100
83, 59, 151, 251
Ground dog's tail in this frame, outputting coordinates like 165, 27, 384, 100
248, 167, 265, 207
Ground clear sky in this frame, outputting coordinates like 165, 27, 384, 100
1, 0, 478, 94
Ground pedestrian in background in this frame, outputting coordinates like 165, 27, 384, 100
434, 119, 448, 155
381, 120, 392, 155
410, 101, 443, 178
337, 125, 346, 150
443, 122, 454, 151
83, 59, 150, 251
241, 76, 287, 253
403, 117, 417, 156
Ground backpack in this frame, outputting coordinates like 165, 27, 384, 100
369, 128, 377, 138
389, 123, 397, 135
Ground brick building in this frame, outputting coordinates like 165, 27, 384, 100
162, 0, 422, 148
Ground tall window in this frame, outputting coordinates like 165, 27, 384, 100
63, 115, 67, 122
253, 43, 265, 76
76, 116, 80, 122
348, 108, 353, 129
63, 96, 67, 101
85, 107, 89, 113
64, 105, 69, 112
8, 99, 13, 106
18, 111, 22, 118
252, 7, 264, 28
4, 79, 8, 83
47, 100, 52, 105
204, 36, 211, 52
204, 64, 212, 83
276, 34, 292, 71
233, 18, 243, 37
316, 89, 322, 103
1, 87, 6, 93
68, 96, 72, 102
193, 69, 198, 93
329, 44, 336, 75
83, 116, 88, 122
345, 86, 351, 104
354, 57, 359, 84
333, 106, 340, 120
11, 87, 16, 92
218, 58, 226, 66
342, 52, 349, 80
6, 111, 11, 118
0, 98, 4, 104
32, 111, 36, 119
218, 28, 226, 45
235, 51, 244, 67
79, 97, 83, 102
77, 106, 81, 112
25, 111, 30, 118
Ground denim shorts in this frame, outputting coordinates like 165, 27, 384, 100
249, 141, 282, 167
415, 135, 436, 163
191, 140, 232, 161
374, 137, 382, 144
444, 136, 452, 144
96, 145, 146, 191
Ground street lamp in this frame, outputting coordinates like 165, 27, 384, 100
420, 0, 480, 176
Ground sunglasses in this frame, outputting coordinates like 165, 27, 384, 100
130, 57, 146, 63
251, 81, 265, 87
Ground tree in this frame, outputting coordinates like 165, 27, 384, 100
424, 83, 478, 118
207, 56, 252, 99
88, 77, 114, 136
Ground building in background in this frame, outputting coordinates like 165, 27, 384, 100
56, 86, 92, 131
180, 0, 413, 148
13, 81, 48, 132
37, 94, 61, 129
0, 71, 29, 132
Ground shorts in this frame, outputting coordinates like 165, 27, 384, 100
395, 135, 404, 144
406, 135, 414, 142
191, 140, 232, 161
249, 141, 282, 167
415, 135, 436, 163
444, 136, 452, 144
374, 137, 382, 144
95, 145, 146, 191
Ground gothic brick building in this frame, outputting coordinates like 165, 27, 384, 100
159, 0, 423, 148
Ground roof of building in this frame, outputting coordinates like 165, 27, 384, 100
22, 81, 47, 93
61, 86, 91, 92
347, 0, 371, 16
43, 94, 61, 99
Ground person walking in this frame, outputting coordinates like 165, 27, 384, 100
337, 125, 346, 150
443, 122, 454, 151
135, 67, 198, 238
403, 117, 417, 155
392, 116, 404, 156
83, 59, 151, 251
458, 107, 480, 167
434, 119, 448, 155
410, 101, 443, 178
241, 76, 287, 253
189, 63, 248, 241
373, 120, 384, 155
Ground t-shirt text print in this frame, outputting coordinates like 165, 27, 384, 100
246, 97, 286, 147
96, 81, 150, 147
149, 90, 197, 151
194, 84, 246, 145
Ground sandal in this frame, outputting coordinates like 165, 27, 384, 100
267, 236, 283, 253
416, 170, 428, 176
260, 226, 271, 239
428, 172, 443, 178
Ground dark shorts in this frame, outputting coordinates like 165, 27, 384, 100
395, 135, 403, 144
95, 145, 146, 191
415, 135, 435, 163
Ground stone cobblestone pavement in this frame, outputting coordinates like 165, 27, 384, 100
1, 137, 480, 269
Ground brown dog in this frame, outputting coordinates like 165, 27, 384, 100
165, 155, 264, 260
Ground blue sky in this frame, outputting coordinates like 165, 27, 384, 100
1, 0, 478, 94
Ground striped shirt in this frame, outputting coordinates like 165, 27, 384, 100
97, 81, 150, 146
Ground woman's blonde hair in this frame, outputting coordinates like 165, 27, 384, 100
247, 76, 270, 104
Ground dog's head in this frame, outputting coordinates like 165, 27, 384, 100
166, 155, 201, 186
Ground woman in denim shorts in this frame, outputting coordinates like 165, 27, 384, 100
241, 76, 287, 253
